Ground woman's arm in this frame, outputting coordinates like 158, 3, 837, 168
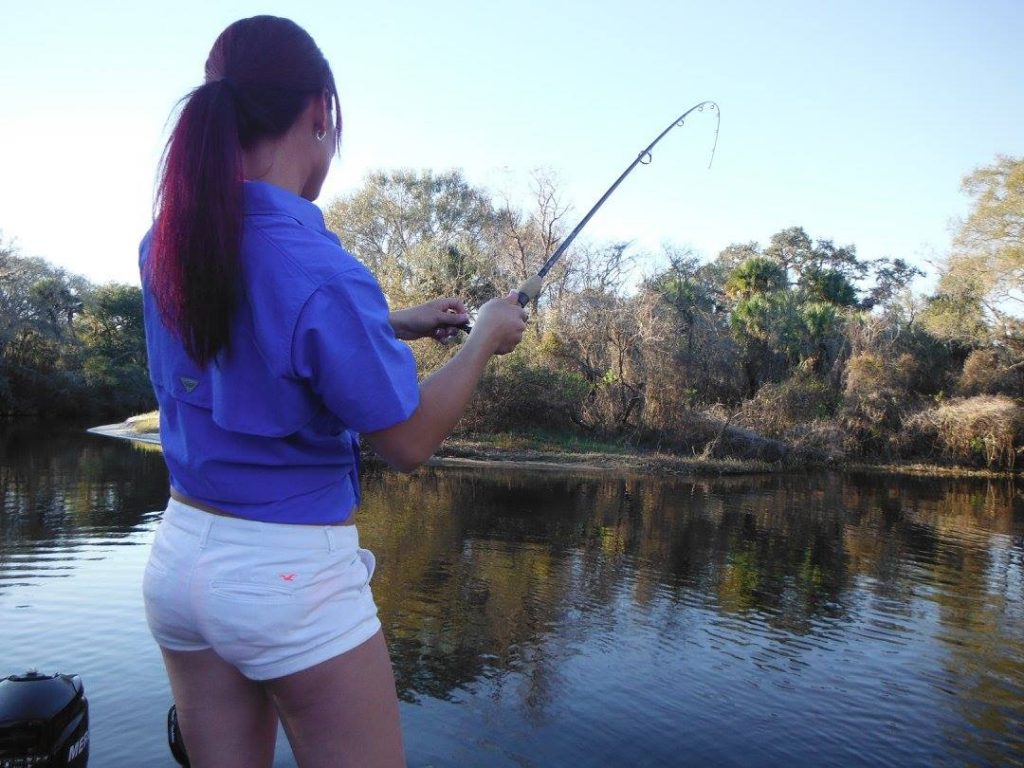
364, 294, 527, 472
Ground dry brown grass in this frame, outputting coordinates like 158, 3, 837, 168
737, 374, 838, 438
898, 395, 1024, 469
125, 411, 160, 434
957, 348, 1020, 397
784, 419, 849, 463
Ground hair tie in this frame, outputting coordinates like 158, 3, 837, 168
213, 76, 238, 94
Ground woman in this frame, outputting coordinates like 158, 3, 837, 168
140, 15, 527, 768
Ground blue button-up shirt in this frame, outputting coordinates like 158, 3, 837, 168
140, 181, 420, 524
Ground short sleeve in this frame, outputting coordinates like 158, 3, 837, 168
292, 266, 420, 433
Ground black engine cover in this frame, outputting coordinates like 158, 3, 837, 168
0, 671, 90, 766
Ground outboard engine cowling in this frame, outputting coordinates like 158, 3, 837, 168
0, 671, 89, 767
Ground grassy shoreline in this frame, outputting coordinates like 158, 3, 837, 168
434, 437, 1020, 480
100, 413, 1021, 480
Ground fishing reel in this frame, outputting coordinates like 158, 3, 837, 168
0, 670, 89, 767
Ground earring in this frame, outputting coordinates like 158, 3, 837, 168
315, 128, 326, 142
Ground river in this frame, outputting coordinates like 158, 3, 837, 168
1, 424, 1022, 766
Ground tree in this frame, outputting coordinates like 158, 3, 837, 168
618, 248, 747, 415
0, 234, 153, 417
543, 243, 648, 432
324, 169, 501, 308
494, 171, 572, 293
77, 283, 152, 412
645, 248, 722, 355
724, 256, 788, 300
491, 171, 578, 338
1, 240, 51, 356
764, 226, 865, 282
925, 156, 1024, 391
29, 272, 86, 340
721, 231, 869, 394
800, 268, 858, 307
863, 257, 923, 312
723, 257, 798, 395
931, 156, 1023, 333
951, 155, 1024, 319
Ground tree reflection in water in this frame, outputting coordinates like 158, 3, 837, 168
358, 466, 1024, 762
1, 423, 168, 543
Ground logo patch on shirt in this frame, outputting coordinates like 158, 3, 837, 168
280, 573, 297, 582
180, 376, 199, 393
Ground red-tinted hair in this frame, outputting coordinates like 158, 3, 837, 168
147, 16, 340, 365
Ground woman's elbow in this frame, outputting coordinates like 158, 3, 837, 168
363, 418, 437, 473
388, 453, 424, 474
369, 439, 431, 474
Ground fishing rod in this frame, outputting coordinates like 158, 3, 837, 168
462, 100, 720, 331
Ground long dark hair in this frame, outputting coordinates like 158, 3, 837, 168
148, 16, 340, 365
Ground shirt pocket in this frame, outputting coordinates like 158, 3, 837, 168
151, 343, 213, 410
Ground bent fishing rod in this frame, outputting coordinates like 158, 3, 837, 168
462, 100, 719, 332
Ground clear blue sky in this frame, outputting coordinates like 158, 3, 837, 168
3, 0, 1022, 290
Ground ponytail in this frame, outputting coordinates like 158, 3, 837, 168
146, 15, 340, 367
148, 80, 242, 366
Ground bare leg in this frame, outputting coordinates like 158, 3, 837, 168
160, 647, 278, 768
265, 630, 406, 768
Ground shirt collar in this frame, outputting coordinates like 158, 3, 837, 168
243, 181, 327, 232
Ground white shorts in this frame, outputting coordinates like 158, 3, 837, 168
143, 499, 380, 681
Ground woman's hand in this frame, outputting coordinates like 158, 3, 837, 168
364, 291, 529, 473
472, 292, 528, 355
389, 298, 469, 342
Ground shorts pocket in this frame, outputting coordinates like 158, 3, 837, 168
209, 579, 294, 604
312, 547, 374, 604
356, 547, 376, 591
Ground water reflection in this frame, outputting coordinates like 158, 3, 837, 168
1, 425, 168, 597
1, 424, 168, 532
1, 428, 1022, 766
356, 467, 1024, 764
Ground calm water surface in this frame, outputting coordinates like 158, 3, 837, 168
2, 425, 1023, 767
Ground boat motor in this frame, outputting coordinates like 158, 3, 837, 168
0, 671, 89, 767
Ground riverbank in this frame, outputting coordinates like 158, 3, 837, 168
87, 419, 1023, 480
87, 421, 777, 476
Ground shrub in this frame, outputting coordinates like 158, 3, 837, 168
459, 352, 591, 435
645, 406, 786, 461
784, 419, 849, 463
957, 348, 1020, 397
737, 373, 839, 439
897, 395, 1024, 469
840, 352, 908, 456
